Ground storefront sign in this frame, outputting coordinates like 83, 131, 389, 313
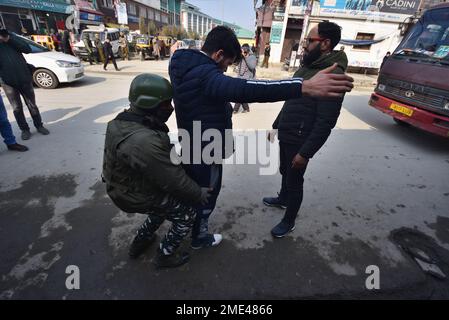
270, 21, 284, 44
116, 2, 128, 25
0, 0, 72, 14
319, 0, 421, 21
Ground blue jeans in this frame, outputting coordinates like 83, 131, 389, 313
0, 95, 16, 146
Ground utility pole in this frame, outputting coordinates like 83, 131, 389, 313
291, 0, 313, 69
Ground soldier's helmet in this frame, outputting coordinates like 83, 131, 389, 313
128, 73, 173, 111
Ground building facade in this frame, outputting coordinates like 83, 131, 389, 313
0, 0, 73, 34
181, 1, 246, 38
181, 1, 215, 37
161, 0, 181, 26
262, 0, 432, 70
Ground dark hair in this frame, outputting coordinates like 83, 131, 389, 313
202, 26, 242, 63
318, 21, 341, 50
0, 29, 9, 37
241, 43, 250, 53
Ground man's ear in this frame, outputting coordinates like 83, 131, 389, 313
321, 39, 332, 52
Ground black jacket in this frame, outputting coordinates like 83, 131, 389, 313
0, 34, 32, 87
273, 51, 348, 159
103, 41, 114, 57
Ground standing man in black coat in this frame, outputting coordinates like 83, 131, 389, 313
103, 36, 119, 71
0, 29, 49, 140
263, 22, 349, 237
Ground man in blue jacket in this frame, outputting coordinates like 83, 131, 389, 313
169, 26, 353, 249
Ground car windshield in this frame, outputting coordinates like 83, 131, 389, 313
137, 38, 148, 44
82, 31, 105, 42
395, 7, 449, 63
14, 33, 49, 53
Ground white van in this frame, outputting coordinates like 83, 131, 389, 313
73, 27, 120, 59
17, 35, 84, 89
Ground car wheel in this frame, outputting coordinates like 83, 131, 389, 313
393, 118, 410, 126
33, 69, 59, 89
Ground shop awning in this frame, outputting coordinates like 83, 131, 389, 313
340, 37, 388, 46
0, 0, 72, 14
106, 23, 129, 30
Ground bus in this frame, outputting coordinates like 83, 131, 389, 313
369, 2, 449, 138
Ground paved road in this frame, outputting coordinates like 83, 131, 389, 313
0, 63, 448, 299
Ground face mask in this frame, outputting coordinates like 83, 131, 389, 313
156, 105, 174, 123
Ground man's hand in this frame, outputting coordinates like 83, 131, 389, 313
291, 154, 308, 170
200, 187, 212, 205
302, 63, 354, 98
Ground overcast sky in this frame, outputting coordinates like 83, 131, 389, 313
185, 0, 259, 31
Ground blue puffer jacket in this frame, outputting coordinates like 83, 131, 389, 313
169, 49, 305, 160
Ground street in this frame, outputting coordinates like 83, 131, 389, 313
1, 60, 449, 299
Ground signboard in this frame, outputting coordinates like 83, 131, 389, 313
116, 2, 128, 25
291, 0, 308, 15
74, 0, 98, 12
270, 21, 283, 44
0, 0, 72, 14
319, 0, 421, 21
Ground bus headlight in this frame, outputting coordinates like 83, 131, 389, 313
444, 102, 449, 111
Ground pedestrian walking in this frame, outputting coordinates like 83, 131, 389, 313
94, 33, 105, 63
119, 32, 129, 61
103, 36, 119, 71
83, 33, 98, 65
233, 43, 257, 113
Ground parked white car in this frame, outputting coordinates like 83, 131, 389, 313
18, 34, 84, 89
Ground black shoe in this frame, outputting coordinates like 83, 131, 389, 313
154, 250, 190, 269
7, 143, 29, 152
103, 67, 107, 71
263, 195, 287, 209
21, 130, 31, 140
271, 221, 295, 238
37, 126, 50, 135
128, 234, 156, 259
191, 233, 223, 250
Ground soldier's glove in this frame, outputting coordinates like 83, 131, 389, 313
200, 187, 212, 205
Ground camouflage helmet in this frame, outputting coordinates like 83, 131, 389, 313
128, 73, 173, 111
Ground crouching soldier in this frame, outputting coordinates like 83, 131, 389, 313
102, 73, 210, 268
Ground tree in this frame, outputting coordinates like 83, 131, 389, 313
161, 25, 175, 37
187, 31, 200, 40
148, 21, 157, 36
139, 16, 146, 35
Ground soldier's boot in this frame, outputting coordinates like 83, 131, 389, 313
154, 249, 190, 269
128, 234, 156, 259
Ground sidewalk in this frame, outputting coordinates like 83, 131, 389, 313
82, 58, 377, 90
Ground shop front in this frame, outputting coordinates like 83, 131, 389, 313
73, 0, 104, 29
0, 0, 72, 34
